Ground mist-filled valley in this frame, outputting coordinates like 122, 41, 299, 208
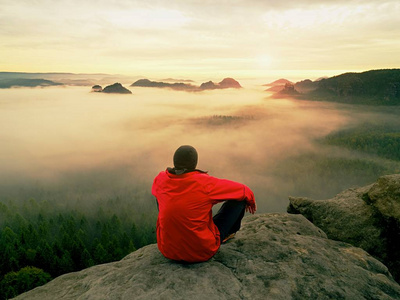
1, 85, 399, 210
1, 84, 400, 297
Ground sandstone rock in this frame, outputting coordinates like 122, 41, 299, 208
367, 174, 400, 220
287, 185, 383, 258
288, 174, 400, 283
14, 214, 400, 300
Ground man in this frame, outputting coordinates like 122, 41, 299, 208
152, 145, 256, 262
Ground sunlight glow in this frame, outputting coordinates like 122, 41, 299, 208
255, 55, 273, 69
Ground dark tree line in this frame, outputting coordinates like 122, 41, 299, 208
0, 196, 157, 299
322, 122, 400, 161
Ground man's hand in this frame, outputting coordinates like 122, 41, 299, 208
246, 201, 257, 214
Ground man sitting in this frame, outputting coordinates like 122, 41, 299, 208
152, 145, 256, 262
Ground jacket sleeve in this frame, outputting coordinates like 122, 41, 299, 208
205, 176, 255, 206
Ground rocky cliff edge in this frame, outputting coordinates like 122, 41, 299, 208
14, 212, 400, 299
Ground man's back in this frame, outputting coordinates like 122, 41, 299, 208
153, 170, 220, 262
153, 169, 254, 262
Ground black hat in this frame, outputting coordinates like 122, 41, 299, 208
173, 145, 198, 171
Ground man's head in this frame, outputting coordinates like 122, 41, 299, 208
173, 145, 198, 171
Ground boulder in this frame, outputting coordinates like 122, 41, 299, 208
288, 174, 400, 283
368, 174, 400, 220
14, 214, 400, 300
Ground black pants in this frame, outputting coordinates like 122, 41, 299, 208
213, 200, 246, 243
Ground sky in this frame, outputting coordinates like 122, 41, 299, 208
1, 0, 400, 80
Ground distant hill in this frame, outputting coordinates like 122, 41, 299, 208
217, 77, 242, 89
131, 78, 242, 91
0, 72, 134, 87
263, 78, 293, 86
161, 78, 194, 83
131, 79, 196, 91
265, 85, 288, 92
310, 69, 400, 105
91, 85, 103, 92
294, 79, 316, 93
0, 78, 63, 88
271, 69, 400, 105
102, 83, 132, 94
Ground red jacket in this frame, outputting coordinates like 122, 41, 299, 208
152, 170, 255, 262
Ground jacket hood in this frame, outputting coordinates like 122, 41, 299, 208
167, 167, 208, 175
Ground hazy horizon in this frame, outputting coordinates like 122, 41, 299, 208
0, 69, 360, 88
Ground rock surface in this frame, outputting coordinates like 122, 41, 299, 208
14, 213, 400, 300
368, 174, 400, 220
288, 174, 400, 283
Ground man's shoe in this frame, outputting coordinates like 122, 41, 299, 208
222, 233, 236, 243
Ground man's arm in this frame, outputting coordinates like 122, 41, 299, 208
206, 176, 256, 214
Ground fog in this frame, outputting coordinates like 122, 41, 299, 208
0, 85, 399, 212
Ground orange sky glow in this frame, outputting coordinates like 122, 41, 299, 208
1, 0, 399, 81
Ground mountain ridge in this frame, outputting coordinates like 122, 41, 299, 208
270, 69, 400, 105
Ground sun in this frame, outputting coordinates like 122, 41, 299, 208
255, 55, 273, 69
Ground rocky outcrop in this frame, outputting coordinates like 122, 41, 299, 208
294, 79, 317, 93
199, 80, 218, 90
277, 83, 300, 96
368, 174, 400, 220
218, 78, 242, 89
91, 85, 102, 92
266, 79, 317, 94
288, 174, 400, 283
102, 83, 132, 94
14, 213, 400, 299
